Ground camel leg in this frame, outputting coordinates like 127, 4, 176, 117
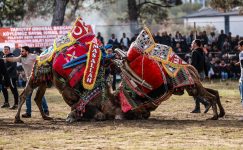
188, 84, 218, 120
14, 81, 34, 123
34, 83, 52, 120
198, 88, 218, 120
206, 88, 225, 118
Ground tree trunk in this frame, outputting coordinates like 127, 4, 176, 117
51, 0, 69, 26
127, 0, 139, 34
70, 0, 80, 21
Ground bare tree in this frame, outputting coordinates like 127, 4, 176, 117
210, 0, 243, 12
51, 0, 69, 26
127, 0, 182, 33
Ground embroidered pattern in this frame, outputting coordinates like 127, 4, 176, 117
134, 27, 155, 53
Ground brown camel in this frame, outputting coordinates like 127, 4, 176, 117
113, 28, 225, 120
14, 24, 225, 123
14, 53, 124, 123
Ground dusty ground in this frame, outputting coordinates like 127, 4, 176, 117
0, 80, 243, 149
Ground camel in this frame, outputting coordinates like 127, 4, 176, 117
14, 17, 126, 123
14, 43, 124, 123
112, 27, 225, 120
14, 18, 225, 123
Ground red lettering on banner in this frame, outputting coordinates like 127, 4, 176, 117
0, 26, 74, 48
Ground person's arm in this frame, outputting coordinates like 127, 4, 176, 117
235, 61, 240, 66
3, 56, 21, 63
5, 55, 17, 74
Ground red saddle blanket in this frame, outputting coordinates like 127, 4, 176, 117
53, 44, 87, 87
127, 46, 165, 94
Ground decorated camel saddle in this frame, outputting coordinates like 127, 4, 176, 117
117, 27, 195, 112
33, 17, 106, 90
31, 18, 114, 112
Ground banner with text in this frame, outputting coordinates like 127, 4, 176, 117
0, 26, 73, 48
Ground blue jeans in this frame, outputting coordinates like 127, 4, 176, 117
221, 72, 228, 80
26, 92, 49, 115
239, 81, 243, 108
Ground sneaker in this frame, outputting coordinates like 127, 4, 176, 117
22, 113, 31, 118
190, 109, 201, 113
1, 103, 10, 108
9, 104, 18, 110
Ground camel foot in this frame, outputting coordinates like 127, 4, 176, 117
94, 112, 106, 121
218, 111, 225, 118
115, 114, 124, 120
14, 118, 24, 124
66, 115, 76, 123
206, 116, 218, 120
142, 111, 151, 119
43, 116, 53, 120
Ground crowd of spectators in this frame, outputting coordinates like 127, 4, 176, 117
98, 29, 241, 81
1, 29, 241, 88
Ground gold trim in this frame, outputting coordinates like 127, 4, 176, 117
82, 42, 102, 90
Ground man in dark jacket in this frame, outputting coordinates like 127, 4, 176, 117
190, 39, 210, 113
97, 32, 104, 46
0, 59, 10, 98
120, 33, 130, 51
1, 46, 19, 109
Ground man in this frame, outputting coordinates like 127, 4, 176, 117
1, 46, 19, 109
3, 46, 49, 117
190, 39, 210, 113
120, 33, 130, 51
104, 44, 117, 90
97, 32, 104, 46
107, 33, 119, 49
0, 59, 11, 97
237, 40, 243, 120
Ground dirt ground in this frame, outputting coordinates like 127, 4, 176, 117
0, 80, 243, 150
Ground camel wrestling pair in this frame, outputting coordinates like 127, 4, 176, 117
14, 17, 225, 123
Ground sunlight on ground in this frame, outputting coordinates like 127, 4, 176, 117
0, 80, 243, 149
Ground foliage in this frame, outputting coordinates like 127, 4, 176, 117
139, 4, 168, 24
209, 0, 243, 12
134, 0, 183, 23
0, 0, 26, 27
169, 2, 201, 18
25, 0, 54, 19
0, 0, 183, 27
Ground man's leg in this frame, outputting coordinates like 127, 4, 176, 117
22, 92, 32, 118
241, 83, 243, 108
191, 97, 200, 113
9, 78, 19, 109
41, 96, 49, 116
1, 85, 9, 108
239, 82, 243, 120
198, 97, 211, 113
